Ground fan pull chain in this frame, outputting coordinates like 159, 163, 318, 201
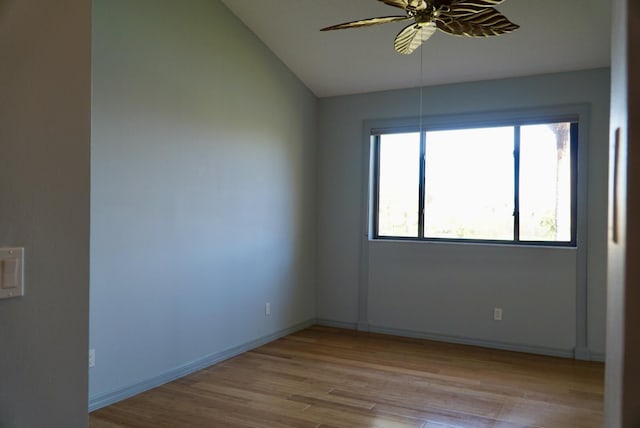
419, 43, 424, 135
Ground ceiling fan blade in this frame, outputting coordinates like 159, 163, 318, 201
460, 8, 518, 29
436, 20, 514, 36
450, 0, 505, 6
436, 9, 518, 37
408, 0, 428, 10
321, 15, 411, 31
446, 0, 506, 18
378, 0, 428, 10
394, 22, 437, 54
377, 0, 409, 9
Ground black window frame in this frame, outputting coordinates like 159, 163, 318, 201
371, 120, 579, 247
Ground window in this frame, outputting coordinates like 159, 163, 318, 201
372, 120, 577, 246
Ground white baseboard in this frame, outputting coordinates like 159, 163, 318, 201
367, 324, 576, 359
357, 322, 370, 332
574, 346, 592, 361
88, 318, 315, 412
315, 320, 586, 360
315, 318, 358, 330
319, 320, 606, 362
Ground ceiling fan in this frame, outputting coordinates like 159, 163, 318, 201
321, 0, 519, 55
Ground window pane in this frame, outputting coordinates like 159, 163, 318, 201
519, 123, 572, 242
424, 127, 514, 240
377, 133, 420, 237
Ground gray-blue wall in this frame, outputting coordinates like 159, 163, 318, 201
317, 69, 610, 359
90, 0, 317, 405
0, 0, 91, 426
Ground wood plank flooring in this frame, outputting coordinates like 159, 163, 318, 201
89, 326, 604, 428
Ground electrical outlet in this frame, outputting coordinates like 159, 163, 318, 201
89, 349, 96, 368
265, 302, 271, 316
493, 307, 503, 321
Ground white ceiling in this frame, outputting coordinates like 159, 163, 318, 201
221, 0, 611, 98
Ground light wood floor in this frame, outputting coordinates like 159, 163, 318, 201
90, 326, 604, 428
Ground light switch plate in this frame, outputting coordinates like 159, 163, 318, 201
0, 247, 24, 299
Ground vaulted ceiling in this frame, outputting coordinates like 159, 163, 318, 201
221, 0, 611, 97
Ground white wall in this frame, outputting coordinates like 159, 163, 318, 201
0, 1, 91, 426
317, 69, 610, 358
90, 0, 317, 406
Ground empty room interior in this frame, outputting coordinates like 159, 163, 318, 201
1, 0, 639, 427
